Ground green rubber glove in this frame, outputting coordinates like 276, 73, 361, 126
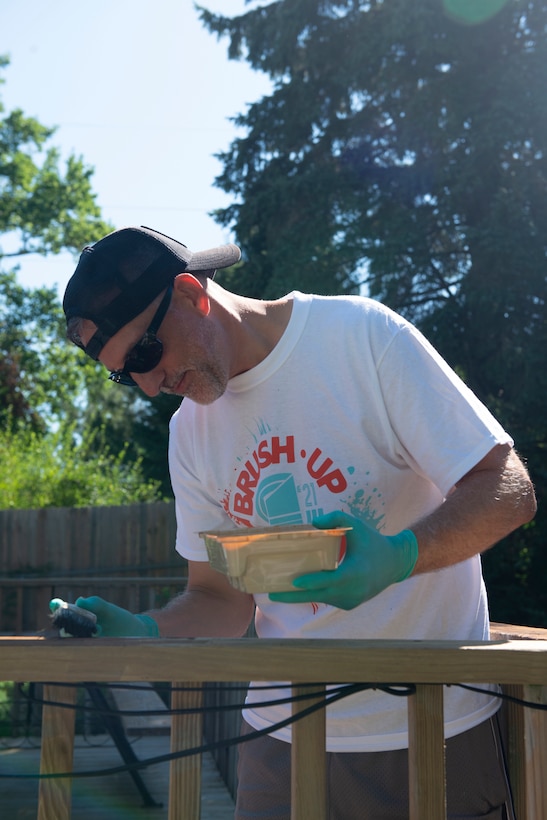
269, 511, 418, 610
75, 596, 159, 637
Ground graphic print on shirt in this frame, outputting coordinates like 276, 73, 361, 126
220, 420, 386, 532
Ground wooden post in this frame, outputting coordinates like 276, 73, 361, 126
291, 684, 327, 820
407, 683, 446, 820
38, 683, 77, 820
168, 682, 203, 820
523, 684, 547, 820
504, 683, 526, 818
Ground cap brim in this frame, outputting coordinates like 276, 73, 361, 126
186, 243, 241, 271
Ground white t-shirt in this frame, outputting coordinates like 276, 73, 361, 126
169, 292, 512, 751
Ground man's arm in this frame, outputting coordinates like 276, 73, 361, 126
412, 443, 537, 574
150, 560, 256, 638
75, 445, 536, 624
270, 443, 536, 610
73, 560, 255, 637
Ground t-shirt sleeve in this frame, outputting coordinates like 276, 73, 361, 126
374, 322, 513, 497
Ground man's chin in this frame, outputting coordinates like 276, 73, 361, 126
161, 385, 225, 405
162, 370, 227, 404
186, 379, 227, 405
187, 387, 226, 405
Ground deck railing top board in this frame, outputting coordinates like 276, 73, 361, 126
1, 636, 547, 685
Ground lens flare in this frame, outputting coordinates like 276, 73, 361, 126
443, 0, 511, 25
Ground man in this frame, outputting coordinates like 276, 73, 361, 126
62, 225, 536, 819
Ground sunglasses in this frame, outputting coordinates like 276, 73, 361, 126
109, 285, 173, 387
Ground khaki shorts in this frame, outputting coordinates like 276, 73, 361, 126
235, 715, 511, 819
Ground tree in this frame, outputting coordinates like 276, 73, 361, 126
0, 57, 174, 503
0, 57, 112, 260
0, 271, 91, 429
0, 269, 179, 496
0, 55, 115, 429
82, 381, 181, 497
201, 0, 546, 624
201, 1, 546, 303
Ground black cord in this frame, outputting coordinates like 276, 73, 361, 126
454, 683, 547, 711
16, 681, 412, 718
19, 680, 547, 716
0, 682, 412, 779
1, 680, 545, 780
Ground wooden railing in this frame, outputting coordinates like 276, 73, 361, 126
1, 631, 546, 820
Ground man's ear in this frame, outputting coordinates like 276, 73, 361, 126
173, 272, 211, 316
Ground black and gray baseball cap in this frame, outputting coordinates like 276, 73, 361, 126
63, 225, 241, 360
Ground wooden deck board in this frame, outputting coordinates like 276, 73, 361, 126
0, 735, 235, 819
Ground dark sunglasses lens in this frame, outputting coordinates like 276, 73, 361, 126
125, 337, 164, 374
108, 338, 164, 387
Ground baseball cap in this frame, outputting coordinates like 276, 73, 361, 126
63, 225, 241, 360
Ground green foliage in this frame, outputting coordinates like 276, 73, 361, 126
84, 389, 181, 497
0, 56, 116, 433
0, 58, 174, 504
0, 271, 105, 430
0, 681, 20, 738
0, 423, 164, 509
202, 1, 546, 306
0, 268, 178, 498
0, 58, 112, 259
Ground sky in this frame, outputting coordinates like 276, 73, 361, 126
0, 0, 270, 298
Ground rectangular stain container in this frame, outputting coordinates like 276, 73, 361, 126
199, 524, 349, 593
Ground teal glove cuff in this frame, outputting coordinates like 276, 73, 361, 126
394, 529, 419, 582
135, 614, 160, 637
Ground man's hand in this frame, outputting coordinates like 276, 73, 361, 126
75, 596, 159, 637
269, 511, 418, 610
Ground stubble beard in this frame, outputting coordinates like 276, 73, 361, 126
162, 356, 228, 404
162, 319, 230, 404
184, 364, 228, 405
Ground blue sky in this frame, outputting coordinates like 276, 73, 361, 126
0, 0, 270, 297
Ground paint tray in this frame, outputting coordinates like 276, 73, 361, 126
199, 524, 349, 593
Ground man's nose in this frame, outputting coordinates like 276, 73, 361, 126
132, 369, 163, 397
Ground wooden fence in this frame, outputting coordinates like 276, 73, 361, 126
1, 632, 546, 820
0, 502, 181, 633
0, 502, 177, 574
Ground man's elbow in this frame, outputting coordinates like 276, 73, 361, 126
510, 464, 537, 529
518, 476, 537, 526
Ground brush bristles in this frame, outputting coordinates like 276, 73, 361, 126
50, 600, 98, 638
